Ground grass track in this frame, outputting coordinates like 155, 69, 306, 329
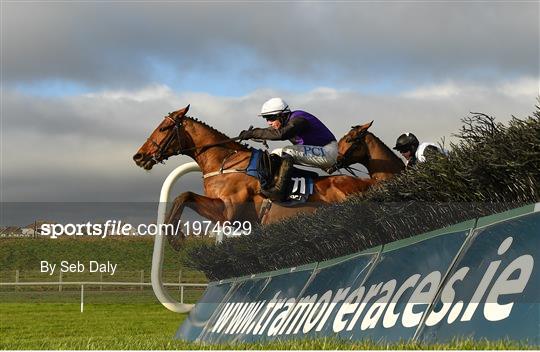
1, 303, 536, 350
1, 303, 185, 349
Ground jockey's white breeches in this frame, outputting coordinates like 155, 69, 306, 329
271, 141, 338, 170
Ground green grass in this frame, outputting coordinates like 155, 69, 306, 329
0, 237, 207, 273
0, 288, 204, 304
0, 237, 208, 284
1, 301, 536, 350
0, 302, 186, 350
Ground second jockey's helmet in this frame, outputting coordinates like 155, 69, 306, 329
259, 98, 291, 120
393, 133, 419, 152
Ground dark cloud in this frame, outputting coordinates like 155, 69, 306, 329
3, 2, 538, 88
2, 84, 536, 202
2, 2, 537, 203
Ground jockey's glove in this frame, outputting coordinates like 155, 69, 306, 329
238, 129, 255, 140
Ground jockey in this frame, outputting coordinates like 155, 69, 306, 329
393, 132, 447, 168
238, 97, 337, 199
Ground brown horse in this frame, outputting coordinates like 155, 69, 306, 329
329, 121, 405, 180
133, 105, 374, 249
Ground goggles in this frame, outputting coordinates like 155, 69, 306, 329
263, 114, 280, 121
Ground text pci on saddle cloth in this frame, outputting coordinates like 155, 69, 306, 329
39, 220, 253, 239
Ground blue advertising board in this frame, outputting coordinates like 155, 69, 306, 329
178, 203, 539, 344
334, 222, 472, 342
418, 207, 539, 343
198, 263, 316, 343
286, 247, 380, 340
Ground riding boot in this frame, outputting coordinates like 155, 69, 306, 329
262, 156, 294, 201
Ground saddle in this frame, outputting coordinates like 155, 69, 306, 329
246, 149, 317, 204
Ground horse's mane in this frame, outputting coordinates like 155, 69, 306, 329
368, 132, 403, 162
185, 116, 249, 150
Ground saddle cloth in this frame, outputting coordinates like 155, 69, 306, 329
246, 148, 317, 204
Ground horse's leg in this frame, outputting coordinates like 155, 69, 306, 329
165, 191, 227, 251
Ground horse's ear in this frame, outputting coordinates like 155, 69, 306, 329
357, 120, 373, 131
177, 104, 190, 119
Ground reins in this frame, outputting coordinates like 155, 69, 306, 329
149, 114, 244, 164
150, 114, 253, 178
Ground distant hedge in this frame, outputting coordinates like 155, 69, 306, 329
185, 106, 540, 280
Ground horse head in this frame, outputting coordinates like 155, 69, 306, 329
329, 121, 374, 173
133, 105, 191, 170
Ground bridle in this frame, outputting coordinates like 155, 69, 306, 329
147, 113, 243, 164
328, 129, 369, 175
147, 114, 186, 164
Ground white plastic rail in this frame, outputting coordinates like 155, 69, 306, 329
152, 161, 201, 313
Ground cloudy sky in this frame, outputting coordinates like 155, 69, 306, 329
2, 1, 538, 206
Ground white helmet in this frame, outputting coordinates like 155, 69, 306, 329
259, 97, 290, 117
